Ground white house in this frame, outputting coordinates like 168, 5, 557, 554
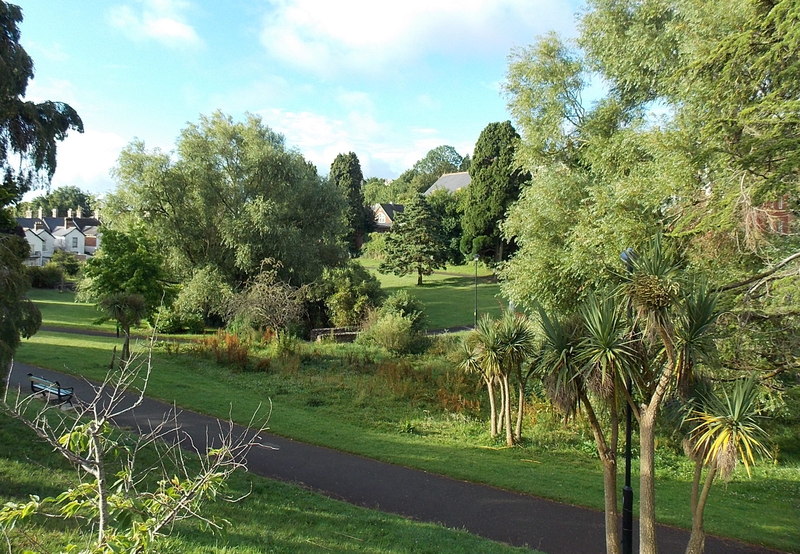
16, 207, 101, 266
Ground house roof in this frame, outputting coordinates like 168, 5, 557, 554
16, 215, 101, 234
52, 227, 84, 237
424, 171, 471, 195
375, 203, 404, 220
24, 229, 45, 245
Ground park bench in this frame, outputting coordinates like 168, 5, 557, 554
27, 373, 74, 405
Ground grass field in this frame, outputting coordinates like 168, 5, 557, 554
359, 258, 507, 329
12, 328, 800, 552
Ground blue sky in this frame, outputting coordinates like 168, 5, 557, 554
17, 0, 582, 198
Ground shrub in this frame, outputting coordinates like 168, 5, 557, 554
50, 249, 81, 276
193, 330, 251, 371
316, 261, 385, 327
360, 232, 388, 260
27, 263, 63, 288
358, 312, 424, 355
380, 290, 427, 332
155, 306, 205, 334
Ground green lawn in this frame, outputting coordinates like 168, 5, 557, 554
360, 259, 507, 328
27, 288, 114, 332
13, 331, 800, 553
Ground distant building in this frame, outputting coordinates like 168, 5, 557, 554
371, 203, 405, 231
424, 171, 471, 195
16, 207, 101, 266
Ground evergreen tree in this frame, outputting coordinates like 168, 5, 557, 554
379, 194, 447, 286
461, 121, 528, 262
1, 1, 81, 382
329, 152, 367, 254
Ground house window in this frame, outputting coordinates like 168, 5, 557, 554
377, 213, 386, 224
71, 236, 78, 249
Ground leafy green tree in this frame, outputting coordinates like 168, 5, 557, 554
50, 249, 81, 276
27, 185, 95, 217
79, 229, 169, 319
411, 145, 466, 192
173, 265, 233, 325
316, 261, 385, 327
1, 1, 80, 384
461, 121, 528, 262
106, 112, 347, 287
330, 152, 368, 253
379, 290, 427, 333
378, 194, 447, 286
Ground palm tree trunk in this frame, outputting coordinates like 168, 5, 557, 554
503, 376, 513, 446
686, 465, 717, 554
581, 391, 621, 554
639, 407, 658, 554
121, 327, 131, 364
497, 376, 506, 435
484, 377, 498, 437
514, 382, 525, 442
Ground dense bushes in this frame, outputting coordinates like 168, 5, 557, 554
27, 263, 63, 288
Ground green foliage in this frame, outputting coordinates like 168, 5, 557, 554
358, 312, 427, 355
106, 112, 347, 287
380, 290, 428, 333
50, 249, 81, 276
79, 229, 168, 318
0, 233, 41, 374
154, 306, 205, 335
316, 261, 385, 327
330, 152, 368, 253
0, 2, 83, 198
173, 266, 233, 325
378, 194, 448, 286
25, 185, 94, 217
360, 231, 388, 259
461, 121, 528, 262
427, 188, 465, 264
224, 263, 305, 332
26, 262, 63, 288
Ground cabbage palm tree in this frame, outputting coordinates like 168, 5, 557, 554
684, 378, 770, 554
457, 335, 499, 438
576, 294, 638, 554
496, 311, 537, 444
622, 236, 719, 554
99, 293, 147, 364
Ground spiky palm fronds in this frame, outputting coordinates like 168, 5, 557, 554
688, 378, 771, 480
621, 235, 682, 344
674, 282, 720, 396
537, 308, 582, 417
577, 294, 637, 401
496, 311, 537, 373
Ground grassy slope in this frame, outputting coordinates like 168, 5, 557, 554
14, 331, 800, 552
359, 259, 507, 329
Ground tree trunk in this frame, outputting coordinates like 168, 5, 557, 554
514, 382, 525, 442
503, 376, 513, 446
417, 268, 423, 286
581, 391, 620, 554
497, 376, 506, 435
639, 407, 658, 554
686, 465, 717, 554
121, 326, 131, 363
485, 377, 498, 438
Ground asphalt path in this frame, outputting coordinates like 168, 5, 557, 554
7, 363, 784, 554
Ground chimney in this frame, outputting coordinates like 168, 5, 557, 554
67, 208, 73, 218
25, 209, 32, 218
76, 207, 83, 218
52, 208, 58, 217
38, 207, 43, 219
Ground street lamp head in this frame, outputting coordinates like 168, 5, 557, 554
474, 254, 479, 262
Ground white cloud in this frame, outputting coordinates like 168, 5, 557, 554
49, 129, 128, 197
260, 0, 576, 75
108, 0, 202, 49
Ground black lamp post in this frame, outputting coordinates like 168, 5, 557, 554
474, 254, 479, 328
619, 248, 635, 554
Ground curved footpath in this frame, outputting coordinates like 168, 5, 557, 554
7, 363, 783, 554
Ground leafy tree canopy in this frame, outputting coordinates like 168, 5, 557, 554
105, 111, 348, 287
21, 185, 95, 217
